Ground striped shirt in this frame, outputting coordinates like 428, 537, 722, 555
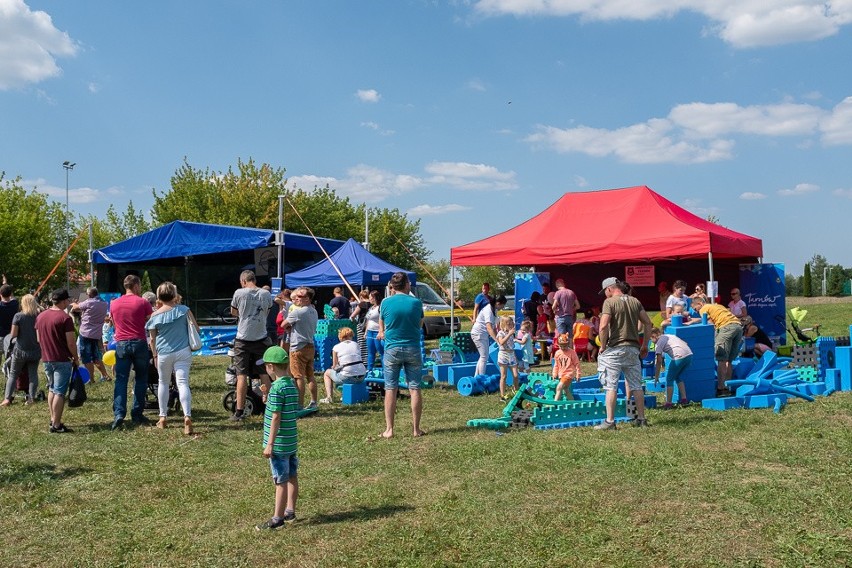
262, 376, 298, 456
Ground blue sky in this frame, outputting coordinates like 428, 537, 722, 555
2, 0, 852, 276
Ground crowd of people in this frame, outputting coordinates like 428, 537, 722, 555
2, 268, 768, 528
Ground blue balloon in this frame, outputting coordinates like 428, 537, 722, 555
74, 366, 91, 384
107, 340, 117, 351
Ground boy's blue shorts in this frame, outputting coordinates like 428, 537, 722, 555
269, 453, 299, 485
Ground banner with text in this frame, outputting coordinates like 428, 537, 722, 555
739, 263, 786, 346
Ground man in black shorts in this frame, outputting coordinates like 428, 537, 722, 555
230, 270, 273, 421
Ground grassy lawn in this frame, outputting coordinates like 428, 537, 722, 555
1, 299, 851, 567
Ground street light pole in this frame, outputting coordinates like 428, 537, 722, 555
62, 161, 76, 292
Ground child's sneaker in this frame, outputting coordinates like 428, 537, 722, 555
305, 400, 318, 410
663, 402, 674, 410
500, 394, 510, 402
255, 518, 286, 531
593, 420, 616, 430
318, 397, 332, 404
678, 398, 690, 406
282, 512, 297, 524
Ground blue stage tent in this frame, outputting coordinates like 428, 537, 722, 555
285, 238, 415, 288
93, 220, 343, 264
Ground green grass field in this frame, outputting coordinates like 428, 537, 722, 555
1, 299, 851, 567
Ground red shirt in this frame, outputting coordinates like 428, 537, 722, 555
111, 294, 153, 341
35, 308, 75, 362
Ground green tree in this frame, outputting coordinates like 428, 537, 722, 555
809, 254, 829, 295
826, 264, 846, 296
0, 174, 67, 294
457, 266, 519, 301
153, 158, 431, 271
420, 257, 451, 299
803, 263, 812, 297
784, 273, 801, 296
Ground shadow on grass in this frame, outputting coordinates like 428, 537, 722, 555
305, 503, 415, 526
0, 461, 92, 486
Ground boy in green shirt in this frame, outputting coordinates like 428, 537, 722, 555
256, 346, 300, 530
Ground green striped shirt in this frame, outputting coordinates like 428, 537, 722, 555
263, 376, 298, 456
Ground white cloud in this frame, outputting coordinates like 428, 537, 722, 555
526, 98, 852, 164
23, 177, 108, 204
681, 198, 720, 219
407, 204, 472, 216
573, 175, 588, 187
472, 1, 852, 48
778, 182, 819, 196
424, 161, 518, 190
821, 96, 852, 145
360, 121, 395, 136
355, 89, 381, 103
465, 78, 487, 91
739, 192, 767, 200
289, 161, 517, 202
832, 188, 852, 199
0, 0, 78, 90
88, 82, 99, 94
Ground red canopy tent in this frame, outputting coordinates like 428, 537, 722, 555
450, 185, 763, 308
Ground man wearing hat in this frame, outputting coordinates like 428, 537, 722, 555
594, 277, 653, 429
34, 289, 79, 433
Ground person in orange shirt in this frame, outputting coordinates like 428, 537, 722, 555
691, 298, 742, 395
552, 333, 581, 401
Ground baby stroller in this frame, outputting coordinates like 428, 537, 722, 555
211, 341, 266, 416
2, 336, 46, 402
779, 308, 821, 346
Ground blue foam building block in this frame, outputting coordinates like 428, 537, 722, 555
447, 363, 497, 386
825, 368, 841, 392
743, 394, 788, 410
702, 397, 744, 411
836, 346, 852, 391
341, 382, 370, 405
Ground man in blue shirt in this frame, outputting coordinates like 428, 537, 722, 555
472, 282, 491, 321
378, 272, 424, 438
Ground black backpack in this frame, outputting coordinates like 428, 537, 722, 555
67, 365, 88, 408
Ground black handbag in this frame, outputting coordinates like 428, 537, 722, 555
67, 365, 88, 408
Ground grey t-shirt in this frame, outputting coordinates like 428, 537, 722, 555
286, 305, 317, 351
11, 312, 40, 358
231, 286, 273, 342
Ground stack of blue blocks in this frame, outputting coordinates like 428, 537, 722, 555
666, 320, 716, 403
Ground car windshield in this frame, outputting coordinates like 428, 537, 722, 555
414, 283, 445, 305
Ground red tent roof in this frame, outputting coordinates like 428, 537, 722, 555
451, 185, 763, 266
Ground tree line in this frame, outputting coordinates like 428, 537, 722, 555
785, 254, 852, 297
0, 159, 430, 296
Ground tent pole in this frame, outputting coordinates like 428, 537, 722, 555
450, 265, 455, 338
277, 195, 285, 279
88, 223, 95, 286
708, 252, 715, 304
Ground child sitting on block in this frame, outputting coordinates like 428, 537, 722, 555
552, 333, 581, 401
256, 346, 300, 531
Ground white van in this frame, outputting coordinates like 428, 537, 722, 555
412, 282, 461, 337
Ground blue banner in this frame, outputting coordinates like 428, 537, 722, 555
739, 263, 786, 346
514, 272, 550, 328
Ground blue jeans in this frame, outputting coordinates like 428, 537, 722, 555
113, 339, 150, 420
366, 330, 383, 371
555, 314, 575, 335
383, 345, 423, 391
44, 361, 72, 397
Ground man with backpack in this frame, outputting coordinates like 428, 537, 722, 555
35, 289, 79, 434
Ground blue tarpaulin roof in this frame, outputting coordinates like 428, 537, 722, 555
285, 238, 415, 287
93, 220, 344, 264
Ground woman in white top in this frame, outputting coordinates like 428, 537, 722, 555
728, 289, 748, 319
363, 290, 383, 371
321, 327, 366, 404
470, 295, 506, 376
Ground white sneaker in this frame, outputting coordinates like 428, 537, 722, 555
318, 398, 332, 404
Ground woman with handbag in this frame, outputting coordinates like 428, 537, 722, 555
145, 281, 198, 434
